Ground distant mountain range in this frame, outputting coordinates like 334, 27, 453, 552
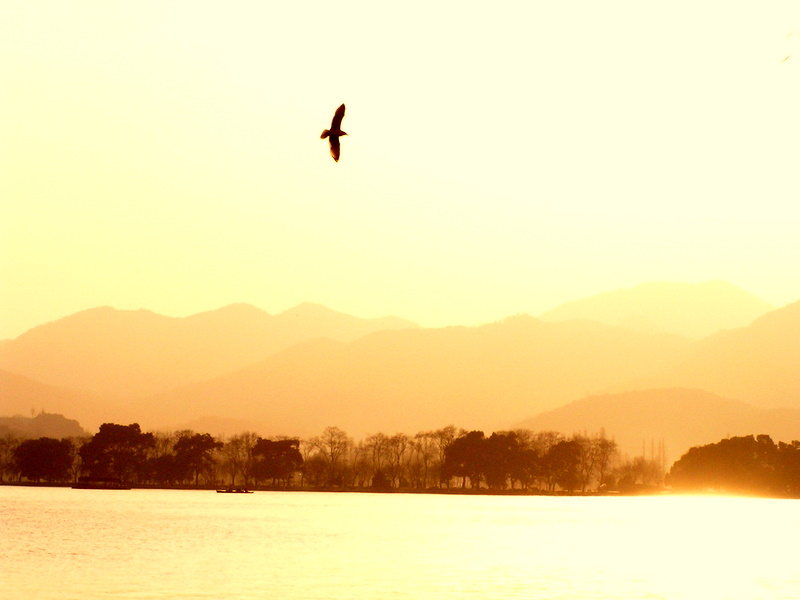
627, 300, 800, 408
1, 282, 796, 461
0, 411, 87, 440
539, 281, 772, 338
131, 316, 690, 438
0, 369, 105, 428
0, 303, 416, 401
515, 388, 800, 463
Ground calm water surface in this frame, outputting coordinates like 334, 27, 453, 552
2, 486, 799, 599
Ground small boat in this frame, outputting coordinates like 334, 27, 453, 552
216, 487, 253, 494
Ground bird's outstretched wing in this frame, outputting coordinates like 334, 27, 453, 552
329, 136, 341, 162
331, 104, 346, 130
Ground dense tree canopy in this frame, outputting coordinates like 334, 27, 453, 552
174, 432, 223, 486
444, 430, 486, 488
14, 437, 72, 482
79, 423, 155, 482
667, 435, 800, 496
251, 438, 303, 486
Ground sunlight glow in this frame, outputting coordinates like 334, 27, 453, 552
589, 496, 800, 599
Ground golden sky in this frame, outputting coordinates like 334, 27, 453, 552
2, 1, 799, 339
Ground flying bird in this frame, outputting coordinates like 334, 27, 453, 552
321, 104, 347, 162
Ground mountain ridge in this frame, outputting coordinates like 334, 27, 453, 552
1, 283, 795, 445
129, 317, 692, 438
0, 369, 105, 428
0, 303, 418, 402
539, 281, 773, 338
0, 411, 88, 439
515, 387, 800, 463
621, 299, 800, 408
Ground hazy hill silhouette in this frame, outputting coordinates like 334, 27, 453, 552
4, 289, 800, 440
515, 388, 800, 463
539, 281, 772, 338
0, 369, 104, 428
0, 303, 417, 402
632, 300, 800, 408
132, 316, 691, 437
0, 411, 87, 439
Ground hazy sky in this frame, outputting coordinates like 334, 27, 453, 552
2, 1, 799, 339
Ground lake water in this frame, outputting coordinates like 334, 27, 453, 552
2, 487, 799, 600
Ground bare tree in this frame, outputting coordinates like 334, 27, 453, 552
431, 425, 459, 487
0, 434, 20, 483
615, 456, 664, 488
221, 432, 259, 487
364, 432, 390, 481
411, 431, 438, 489
592, 436, 619, 489
508, 429, 538, 489
573, 434, 596, 492
67, 436, 90, 484
530, 431, 564, 489
309, 426, 351, 487
299, 439, 316, 487
350, 440, 372, 487
386, 433, 410, 487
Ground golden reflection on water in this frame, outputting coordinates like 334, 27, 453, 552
575, 495, 798, 600
2, 488, 799, 600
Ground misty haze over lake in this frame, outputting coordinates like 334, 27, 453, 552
3, 487, 799, 599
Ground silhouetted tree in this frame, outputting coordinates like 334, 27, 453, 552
668, 434, 779, 494
298, 439, 317, 487
386, 433, 410, 487
503, 429, 535, 489
0, 434, 19, 483
14, 437, 73, 483
302, 453, 329, 487
79, 423, 154, 483
409, 432, 438, 489
444, 430, 485, 489
371, 468, 391, 490
145, 432, 180, 485
66, 436, 89, 483
528, 431, 563, 489
309, 426, 351, 487
482, 431, 523, 489
350, 441, 372, 487
364, 432, 389, 471
221, 432, 259, 487
572, 435, 596, 492
252, 438, 303, 487
148, 453, 181, 485
615, 456, 664, 490
364, 432, 390, 483
339, 440, 363, 487
544, 440, 581, 492
174, 432, 223, 487
593, 436, 619, 489
432, 425, 460, 487
513, 446, 541, 490
775, 441, 800, 497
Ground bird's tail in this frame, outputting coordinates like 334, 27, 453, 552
320, 129, 330, 139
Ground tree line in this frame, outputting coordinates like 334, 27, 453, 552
0, 422, 674, 493
7, 424, 798, 496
